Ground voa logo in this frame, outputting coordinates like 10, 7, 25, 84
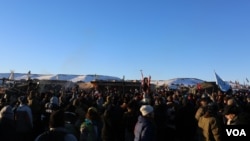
226, 129, 246, 136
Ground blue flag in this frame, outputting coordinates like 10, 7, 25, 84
215, 72, 231, 92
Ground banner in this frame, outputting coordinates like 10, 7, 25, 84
215, 72, 231, 92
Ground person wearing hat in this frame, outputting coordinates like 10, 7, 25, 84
134, 105, 156, 141
198, 104, 222, 141
223, 105, 242, 125
195, 98, 209, 121
80, 107, 102, 141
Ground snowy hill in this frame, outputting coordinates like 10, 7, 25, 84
0, 73, 207, 86
2, 73, 234, 89
151, 78, 205, 87
0, 73, 122, 82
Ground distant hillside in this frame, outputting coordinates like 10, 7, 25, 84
0, 73, 122, 82
4, 73, 243, 89
0, 73, 208, 86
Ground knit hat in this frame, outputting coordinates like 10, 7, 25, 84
140, 105, 154, 116
223, 105, 239, 115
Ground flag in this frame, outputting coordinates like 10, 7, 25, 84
197, 83, 201, 90
246, 78, 249, 83
215, 72, 231, 92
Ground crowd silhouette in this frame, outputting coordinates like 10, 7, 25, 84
0, 79, 250, 141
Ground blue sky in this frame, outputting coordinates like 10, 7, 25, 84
0, 0, 250, 83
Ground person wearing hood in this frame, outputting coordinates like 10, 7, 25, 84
50, 93, 60, 109
35, 109, 77, 141
134, 105, 156, 141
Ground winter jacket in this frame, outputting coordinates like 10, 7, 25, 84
134, 115, 156, 141
198, 116, 222, 141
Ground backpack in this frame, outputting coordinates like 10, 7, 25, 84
80, 120, 97, 141
37, 130, 68, 141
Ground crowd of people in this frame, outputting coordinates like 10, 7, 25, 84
0, 82, 250, 141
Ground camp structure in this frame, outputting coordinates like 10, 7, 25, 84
89, 80, 142, 94
37, 79, 76, 94
189, 81, 218, 94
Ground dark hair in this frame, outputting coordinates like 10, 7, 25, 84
127, 100, 136, 110
18, 96, 28, 104
49, 110, 65, 128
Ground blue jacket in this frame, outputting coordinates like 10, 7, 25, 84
134, 115, 155, 141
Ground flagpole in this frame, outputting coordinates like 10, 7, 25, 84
140, 70, 143, 92
123, 75, 125, 95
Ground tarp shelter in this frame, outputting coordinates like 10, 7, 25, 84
190, 81, 218, 94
